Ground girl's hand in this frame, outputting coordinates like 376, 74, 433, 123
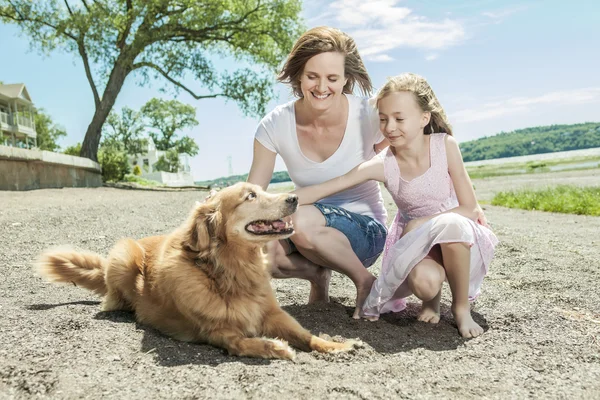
476, 207, 489, 228
402, 217, 430, 237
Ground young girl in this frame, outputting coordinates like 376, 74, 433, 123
294, 73, 498, 338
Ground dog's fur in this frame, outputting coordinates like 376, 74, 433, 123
36, 182, 358, 360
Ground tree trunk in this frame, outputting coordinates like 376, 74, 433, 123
80, 62, 131, 162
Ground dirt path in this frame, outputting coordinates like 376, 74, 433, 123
1, 175, 599, 399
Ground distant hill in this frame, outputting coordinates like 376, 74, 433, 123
459, 122, 600, 162
195, 170, 290, 188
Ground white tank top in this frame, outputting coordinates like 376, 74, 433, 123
255, 94, 387, 225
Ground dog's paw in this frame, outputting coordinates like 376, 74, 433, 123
264, 338, 296, 361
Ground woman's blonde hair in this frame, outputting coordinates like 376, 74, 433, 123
278, 26, 372, 98
376, 73, 453, 136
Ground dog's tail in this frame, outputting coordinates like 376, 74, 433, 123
35, 248, 108, 296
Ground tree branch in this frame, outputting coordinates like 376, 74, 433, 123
64, 0, 74, 15
1, 2, 79, 41
78, 38, 101, 108
131, 61, 224, 100
116, 0, 134, 50
80, 0, 91, 12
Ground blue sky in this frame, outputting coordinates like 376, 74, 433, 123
1, 0, 599, 180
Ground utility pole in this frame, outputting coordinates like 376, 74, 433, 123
227, 155, 233, 177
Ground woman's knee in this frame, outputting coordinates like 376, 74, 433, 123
289, 205, 326, 251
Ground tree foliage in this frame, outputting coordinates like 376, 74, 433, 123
460, 122, 600, 161
103, 106, 146, 156
141, 98, 199, 155
153, 148, 181, 173
34, 109, 67, 151
0, 0, 304, 161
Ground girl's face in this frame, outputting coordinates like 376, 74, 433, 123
378, 91, 430, 147
299, 52, 348, 111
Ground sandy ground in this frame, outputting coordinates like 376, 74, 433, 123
1, 169, 599, 399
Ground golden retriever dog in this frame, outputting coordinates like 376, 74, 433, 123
35, 182, 360, 360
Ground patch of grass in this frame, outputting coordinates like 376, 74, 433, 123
491, 185, 600, 216
122, 174, 161, 187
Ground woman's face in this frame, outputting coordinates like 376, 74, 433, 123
299, 52, 348, 111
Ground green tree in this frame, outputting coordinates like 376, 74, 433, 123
103, 106, 146, 156
0, 0, 303, 162
153, 148, 181, 173
98, 140, 130, 182
141, 98, 199, 156
63, 142, 82, 156
34, 109, 67, 151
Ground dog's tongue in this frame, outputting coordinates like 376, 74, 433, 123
247, 220, 288, 233
272, 221, 286, 230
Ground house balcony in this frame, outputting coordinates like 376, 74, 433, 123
0, 111, 36, 138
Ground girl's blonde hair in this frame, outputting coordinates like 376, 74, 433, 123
278, 26, 373, 98
376, 73, 453, 136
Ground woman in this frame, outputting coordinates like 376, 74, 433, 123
247, 26, 388, 318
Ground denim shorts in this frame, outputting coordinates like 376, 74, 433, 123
287, 203, 387, 267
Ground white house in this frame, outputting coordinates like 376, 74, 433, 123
128, 136, 194, 186
0, 83, 37, 148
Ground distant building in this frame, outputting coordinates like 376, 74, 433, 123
128, 136, 194, 186
0, 83, 37, 148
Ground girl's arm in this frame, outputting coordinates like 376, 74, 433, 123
445, 135, 481, 221
294, 156, 385, 205
247, 140, 277, 190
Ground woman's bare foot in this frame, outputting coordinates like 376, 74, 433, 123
352, 274, 376, 319
308, 267, 331, 303
452, 304, 484, 338
417, 290, 441, 324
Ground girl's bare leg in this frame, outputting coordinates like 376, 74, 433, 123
407, 250, 446, 324
440, 242, 483, 338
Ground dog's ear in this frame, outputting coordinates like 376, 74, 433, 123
182, 202, 217, 252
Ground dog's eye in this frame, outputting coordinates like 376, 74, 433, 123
246, 192, 256, 201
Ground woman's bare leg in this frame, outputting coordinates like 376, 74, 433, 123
289, 206, 376, 319
266, 240, 331, 303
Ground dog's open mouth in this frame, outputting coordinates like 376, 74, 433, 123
245, 216, 294, 235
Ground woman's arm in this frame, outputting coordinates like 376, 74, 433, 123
247, 139, 277, 190
294, 156, 385, 205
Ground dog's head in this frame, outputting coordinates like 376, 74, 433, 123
182, 182, 297, 252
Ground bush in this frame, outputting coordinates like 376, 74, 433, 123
63, 143, 82, 156
98, 143, 130, 182
133, 165, 142, 176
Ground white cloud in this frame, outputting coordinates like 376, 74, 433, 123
312, 0, 467, 60
450, 87, 600, 123
425, 53, 438, 61
366, 54, 394, 62
481, 6, 528, 23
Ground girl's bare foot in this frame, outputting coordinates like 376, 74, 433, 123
352, 274, 376, 319
417, 290, 441, 324
452, 304, 484, 338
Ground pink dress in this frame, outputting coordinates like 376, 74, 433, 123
362, 133, 499, 317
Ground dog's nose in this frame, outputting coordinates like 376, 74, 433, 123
286, 194, 298, 205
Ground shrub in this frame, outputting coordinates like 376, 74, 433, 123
133, 165, 142, 176
98, 143, 130, 182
